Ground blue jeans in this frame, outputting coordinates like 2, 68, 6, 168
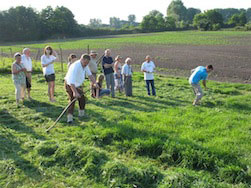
146, 80, 156, 96
99, 89, 111, 97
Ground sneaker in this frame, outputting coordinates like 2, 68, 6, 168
67, 114, 73, 123
79, 110, 85, 117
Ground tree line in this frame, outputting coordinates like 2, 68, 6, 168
0, 6, 140, 42
0, 1, 251, 42
141, 0, 251, 31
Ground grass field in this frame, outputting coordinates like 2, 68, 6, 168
1, 62, 251, 187
1, 31, 251, 52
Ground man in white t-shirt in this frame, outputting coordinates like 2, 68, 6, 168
141, 55, 156, 96
65, 54, 98, 123
21, 48, 32, 100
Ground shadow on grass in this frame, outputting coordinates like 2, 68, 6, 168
0, 109, 45, 140
226, 102, 251, 112
23, 99, 65, 120
0, 110, 43, 180
90, 94, 183, 114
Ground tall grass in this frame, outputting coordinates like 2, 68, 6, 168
0, 62, 251, 187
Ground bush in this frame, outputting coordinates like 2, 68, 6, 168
245, 23, 251, 30
212, 24, 221, 31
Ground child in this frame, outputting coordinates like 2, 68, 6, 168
92, 75, 111, 98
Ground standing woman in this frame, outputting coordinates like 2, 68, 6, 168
12, 53, 27, 106
41, 46, 58, 102
21, 48, 32, 100
114, 55, 124, 93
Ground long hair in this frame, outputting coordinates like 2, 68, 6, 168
44, 46, 53, 55
97, 75, 104, 87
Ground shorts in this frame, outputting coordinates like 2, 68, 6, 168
26, 77, 31, 88
45, 74, 55, 82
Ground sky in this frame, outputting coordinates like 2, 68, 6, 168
1, 0, 251, 25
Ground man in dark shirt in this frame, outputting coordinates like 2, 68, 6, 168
102, 49, 115, 97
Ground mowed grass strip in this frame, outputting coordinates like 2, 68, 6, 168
0, 62, 251, 187
1, 31, 251, 52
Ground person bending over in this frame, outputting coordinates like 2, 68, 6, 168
64, 54, 98, 123
189, 65, 214, 106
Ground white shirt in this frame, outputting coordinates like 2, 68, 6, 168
41, 55, 57, 75
121, 64, 132, 76
88, 57, 98, 73
65, 60, 92, 88
141, 61, 155, 80
21, 54, 32, 72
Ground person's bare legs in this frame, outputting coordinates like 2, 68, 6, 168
48, 83, 51, 101
21, 85, 25, 102
27, 88, 31, 99
50, 81, 55, 102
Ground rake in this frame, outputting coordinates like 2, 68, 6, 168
45, 98, 77, 133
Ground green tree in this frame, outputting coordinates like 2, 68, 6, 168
141, 10, 166, 32
0, 6, 41, 42
193, 13, 210, 31
165, 16, 176, 30
246, 8, 251, 22
215, 8, 241, 22
228, 12, 247, 26
109, 17, 121, 28
193, 10, 223, 31
206, 10, 223, 26
167, 0, 187, 21
89, 18, 102, 28
186, 8, 201, 23
40, 6, 79, 38
128, 14, 136, 25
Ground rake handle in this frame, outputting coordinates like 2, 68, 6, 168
46, 98, 77, 133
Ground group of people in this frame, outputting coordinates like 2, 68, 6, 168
11, 46, 213, 123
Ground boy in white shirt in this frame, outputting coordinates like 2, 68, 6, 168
141, 55, 156, 96
21, 48, 32, 100
65, 54, 98, 123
